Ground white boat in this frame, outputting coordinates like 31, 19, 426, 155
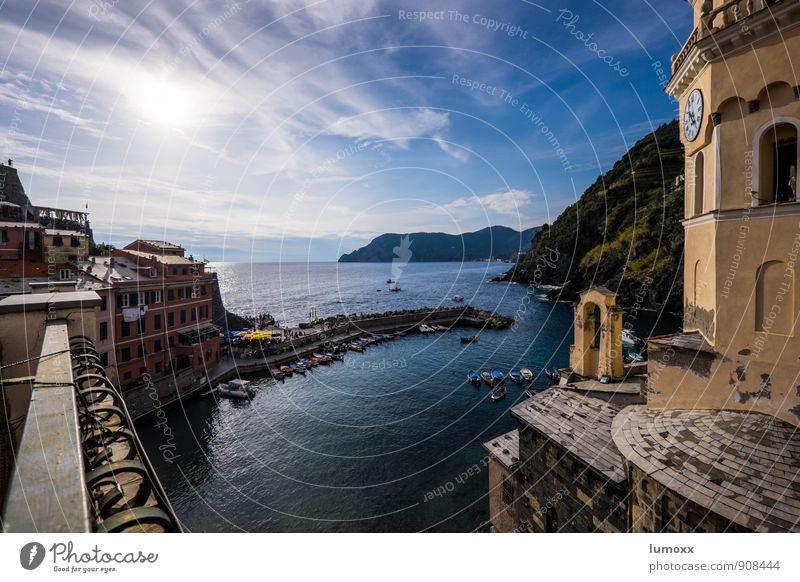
215, 380, 254, 399
622, 328, 640, 348
419, 324, 434, 334
452, 295, 464, 302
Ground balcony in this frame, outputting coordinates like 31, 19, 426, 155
0, 291, 181, 532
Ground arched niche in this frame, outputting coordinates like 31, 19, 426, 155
751, 118, 800, 206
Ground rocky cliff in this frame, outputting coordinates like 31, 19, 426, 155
503, 121, 685, 312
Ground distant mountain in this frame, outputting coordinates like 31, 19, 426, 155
502, 121, 685, 311
338, 226, 541, 263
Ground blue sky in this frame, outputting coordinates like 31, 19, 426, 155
0, 0, 692, 261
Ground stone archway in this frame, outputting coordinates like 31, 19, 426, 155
569, 287, 624, 380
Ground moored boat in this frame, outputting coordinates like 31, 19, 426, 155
270, 367, 285, 380
480, 369, 494, 386
452, 295, 464, 302
460, 335, 477, 343
491, 368, 505, 382
313, 353, 332, 365
419, 324, 434, 334
520, 368, 534, 383
280, 365, 294, 376
508, 368, 523, 384
544, 367, 560, 383
215, 382, 252, 400
491, 381, 507, 401
467, 369, 481, 387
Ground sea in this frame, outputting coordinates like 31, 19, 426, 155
137, 261, 679, 532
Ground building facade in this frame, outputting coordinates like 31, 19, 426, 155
485, 0, 800, 533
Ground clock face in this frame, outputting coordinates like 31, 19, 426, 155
684, 89, 703, 142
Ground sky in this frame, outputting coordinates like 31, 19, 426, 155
0, 0, 692, 261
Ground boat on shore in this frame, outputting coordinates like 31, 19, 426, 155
508, 368, 523, 384
520, 368, 533, 383
491, 381, 507, 401
480, 369, 494, 386
467, 370, 481, 387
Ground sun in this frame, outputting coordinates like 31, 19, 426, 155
136, 77, 193, 128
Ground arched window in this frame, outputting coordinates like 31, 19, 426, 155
756, 261, 793, 335
591, 304, 602, 349
758, 123, 798, 205
694, 152, 705, 215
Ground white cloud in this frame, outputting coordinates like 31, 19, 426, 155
443, 188, 534, 215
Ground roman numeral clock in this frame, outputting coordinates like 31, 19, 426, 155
683, 88, 703, 142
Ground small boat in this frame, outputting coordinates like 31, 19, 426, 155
387, 279, 394, 284
270, 367, 285, 380
433, 325, 448, 332
349, 342, 364, 352
215, 382, 252, 400
280, 365, 294, 376
324, 351, 343, 361
419, 324, 434, 334
480, 369, 494, 386
508, 368, 523, 384
460, 335, 477, 343
467, 370, 481, 387
452, 295, 464, 302
389, 287, 401, 292
491, 368, 505, 382
622, 328, 640, 348
626, 351, 645, 363
313, 353, 332, 365
520, 368, 534, 383
526, 386, 536, 398
290, 360, 307, 374
229, 379, 256, 397
491, 381, 507, 401
544, 367, 560, 383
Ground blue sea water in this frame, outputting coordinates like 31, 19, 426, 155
137, 262, 678, 532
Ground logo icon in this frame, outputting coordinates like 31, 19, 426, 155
20, 542, 45, 570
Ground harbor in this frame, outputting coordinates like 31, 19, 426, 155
123, 303, 515, 420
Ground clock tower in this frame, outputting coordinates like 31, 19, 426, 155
651, 0, 800, 426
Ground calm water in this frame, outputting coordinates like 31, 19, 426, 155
137, 262, 677, 532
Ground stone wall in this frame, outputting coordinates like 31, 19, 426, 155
628, 465, 750, 533
511, 424, 628, 532
486, 457, 518, 533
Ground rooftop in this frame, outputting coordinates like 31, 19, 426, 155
511, 387, 643, 483
72, 257, 144, 288
648, 331, 715, 354
121, 248, 196, 265
482, 430, 519, 470
131, 239, 184, 251
613, 406, 800, 532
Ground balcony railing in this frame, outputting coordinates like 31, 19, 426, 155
0, 292, 181, 532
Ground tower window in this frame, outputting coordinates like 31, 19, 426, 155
759, 123, 798, 205
694, 151, 705, 215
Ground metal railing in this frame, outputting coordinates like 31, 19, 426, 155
70, 336, 182, 532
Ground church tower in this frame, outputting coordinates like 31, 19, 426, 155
651, 0, 800, 425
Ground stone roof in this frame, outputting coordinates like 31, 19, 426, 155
133, 239, 183, 250
121, 249, 196, 265
482, 430, 519, 470
613, 406, 800, 532
511, 387, 643, 482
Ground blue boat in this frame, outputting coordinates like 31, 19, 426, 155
544, 367, 560, 383
467, 370, 481, 387
491, 368, 505, 382
508, 368, 523, 384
